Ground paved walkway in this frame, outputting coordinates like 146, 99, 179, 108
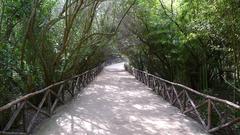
33, 63, 209, 135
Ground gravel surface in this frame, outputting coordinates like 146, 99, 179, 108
33, 63, 209, 135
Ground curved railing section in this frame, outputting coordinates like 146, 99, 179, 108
125, 64, 240, 134
0, 64, 104, 135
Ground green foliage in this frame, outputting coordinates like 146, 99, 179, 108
120, 1, 240, 133
122, 0, 240, 101
0, 0, 128, 106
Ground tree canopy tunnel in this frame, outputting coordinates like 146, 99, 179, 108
117, 0, 240, 105
0, 0, 135, 106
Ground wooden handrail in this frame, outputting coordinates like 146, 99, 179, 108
0, 64, 106, 112
125, 64, 240, 134
0, 69, 93, 112
131, 66, 240, 110
0, 81, 65, 112
0, 64, 104, 135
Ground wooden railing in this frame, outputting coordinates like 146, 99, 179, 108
0, 64, 103, 135
125, 64, 240, 134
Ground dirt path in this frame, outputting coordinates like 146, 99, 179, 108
33, 63, 209, 135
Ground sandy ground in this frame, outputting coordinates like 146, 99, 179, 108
33, 63, 209, 135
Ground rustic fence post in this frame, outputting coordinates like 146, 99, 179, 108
62, 84, 65, 102
207, 99, 212, 130
23, 101, 27, 132
71, 80, 75, 96
182, 90, 187, 112
48, 90, 52, 116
